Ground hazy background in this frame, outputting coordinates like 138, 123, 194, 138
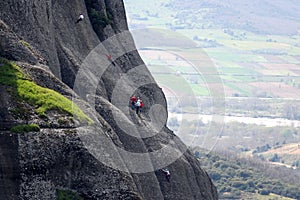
123, 0, 300, 199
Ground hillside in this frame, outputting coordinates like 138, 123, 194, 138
123, 1, 300, 199
124, 0, 300, 99
0, 0, 217, 199
194, 148, 300, 199
123, 0, 300, 148
171, 0, 300, 35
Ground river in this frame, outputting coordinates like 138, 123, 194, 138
168, 113, 300, 128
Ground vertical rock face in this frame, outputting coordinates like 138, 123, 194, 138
0, 134, 19, 200
0, 0, 218, 199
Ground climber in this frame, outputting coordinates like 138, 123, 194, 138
106, 54, 112, 61
130, 95, 137, 110
106, 54, 116, 66
162, 169, 171, 182
76, 13, 84, 24
140, 99, 144, 112
135, 98, 141, 115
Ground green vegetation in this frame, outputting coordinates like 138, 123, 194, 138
0, 58, 93, 124
86, 0, 113, 27
89, 8, 113, 27
57, 190, 83, 200
255, 143, 300, 168
19, 40, 31, 48
10, 124, 40, 133
194, 149, 300, 199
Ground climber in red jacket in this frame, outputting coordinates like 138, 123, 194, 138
130, 95, 137, 110
140, 100, 144, 112
106, 54, 116, 66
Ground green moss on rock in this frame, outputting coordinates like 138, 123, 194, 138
19, 40, 31, 49
10, 124, 40, 133
0, 58, 93, 124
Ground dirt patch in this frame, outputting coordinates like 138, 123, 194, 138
250, 82, 300, 98
263, 55, 286, 63
263, 143, 300, 155
258, 63, 299, 76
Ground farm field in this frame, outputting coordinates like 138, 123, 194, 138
123, 1, 300, 199
124, 0, 300, 99
139, 47, 300, 99
124, 1, 300, 147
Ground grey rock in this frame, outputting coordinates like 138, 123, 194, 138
0, 0, 218, 199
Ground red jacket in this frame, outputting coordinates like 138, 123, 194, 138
140, 102, 144, 108
131, 96, 137, 102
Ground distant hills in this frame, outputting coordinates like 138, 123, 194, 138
170, 0, 300, 35
194, 148, 300, 199
124, 0, 300, 99
123, 2, 300, 199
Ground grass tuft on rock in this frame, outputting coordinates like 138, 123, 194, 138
0, 58, 93, 124
10, 124, 40, 133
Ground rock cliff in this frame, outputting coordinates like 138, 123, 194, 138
0, 0, 218, 199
